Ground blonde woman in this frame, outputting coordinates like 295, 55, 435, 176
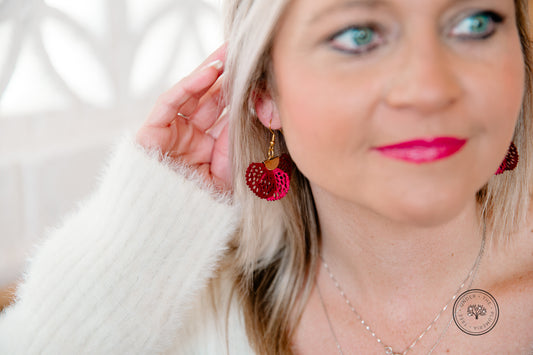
1, 0, 532, 354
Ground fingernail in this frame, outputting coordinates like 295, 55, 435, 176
205, 59, 224, 71
219, 106, 229, 118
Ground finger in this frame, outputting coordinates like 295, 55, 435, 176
145, 44, 226, 128
210, 121, 231, 186
166, 118, 215, 163
189, 76, 226, 131
146, 62, 223, 128
205, 107, 228, 140
158, 43, 226, 114
190, 43, 227, 75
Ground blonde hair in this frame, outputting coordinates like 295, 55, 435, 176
220, 1, 533, 353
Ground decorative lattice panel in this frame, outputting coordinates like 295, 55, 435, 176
0, 0, 223, 286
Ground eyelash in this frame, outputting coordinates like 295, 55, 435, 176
450, 11, 504, 40
328, 23, 384, 55
328, 10, 505, 56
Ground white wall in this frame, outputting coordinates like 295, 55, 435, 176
0, 0, 223, 287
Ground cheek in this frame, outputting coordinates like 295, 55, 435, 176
276, 71, 371, 187
469, 40, 525, 168
486, 57, 524, 129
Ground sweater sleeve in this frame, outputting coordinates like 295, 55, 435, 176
0, 134, 240, 354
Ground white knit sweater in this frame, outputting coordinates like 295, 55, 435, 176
0, 135, 254, 354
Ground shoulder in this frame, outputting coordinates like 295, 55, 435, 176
481, 194, 533, 315
490, 195, 533, 286
475, 201, 533, 354
514, 194, 533, 272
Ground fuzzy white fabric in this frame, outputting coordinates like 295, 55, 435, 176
0, 134, 254, 354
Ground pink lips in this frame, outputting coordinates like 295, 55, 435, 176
374, 137, 467, 164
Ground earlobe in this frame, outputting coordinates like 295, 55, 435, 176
254, 91, 282, 129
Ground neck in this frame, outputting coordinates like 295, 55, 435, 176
314, 186, 485, 306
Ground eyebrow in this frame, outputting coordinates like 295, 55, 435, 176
308, 0, 480, 25
309, 0, 386, 25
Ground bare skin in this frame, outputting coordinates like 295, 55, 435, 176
291, 215, 533, 355
135, 0, 533, 353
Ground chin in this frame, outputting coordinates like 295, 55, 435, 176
382, 194, 473, 228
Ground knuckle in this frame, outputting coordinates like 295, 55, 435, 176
157, 85, 188, 108
156, 92, 174, 106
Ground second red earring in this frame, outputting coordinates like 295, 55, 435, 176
495, 142, 519, 175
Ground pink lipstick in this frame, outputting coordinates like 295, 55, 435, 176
374, 137, 467, 164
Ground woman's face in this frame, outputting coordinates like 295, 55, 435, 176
267, 0, 525, 225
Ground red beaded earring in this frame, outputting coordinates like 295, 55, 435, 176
495, 142, 519, 175
245, 122, 292, 201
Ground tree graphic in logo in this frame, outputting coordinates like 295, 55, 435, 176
467, 304, 487, 320
454, 290, 499, 336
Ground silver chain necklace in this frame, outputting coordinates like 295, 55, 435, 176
317, 223, 486, 355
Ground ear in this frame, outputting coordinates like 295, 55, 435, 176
253, 91, 282, 130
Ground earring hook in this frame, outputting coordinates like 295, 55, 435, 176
268, 119, 276, 160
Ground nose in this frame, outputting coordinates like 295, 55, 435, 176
384, 35, 462, 114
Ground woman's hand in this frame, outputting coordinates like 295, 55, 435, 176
136, 45, 231, 192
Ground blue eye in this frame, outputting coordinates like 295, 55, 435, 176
451, 11, 504, 39
330, 26, 382, 54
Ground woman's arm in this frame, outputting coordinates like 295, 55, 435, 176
0, 44, 238, 354
0, 134, 240, 354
